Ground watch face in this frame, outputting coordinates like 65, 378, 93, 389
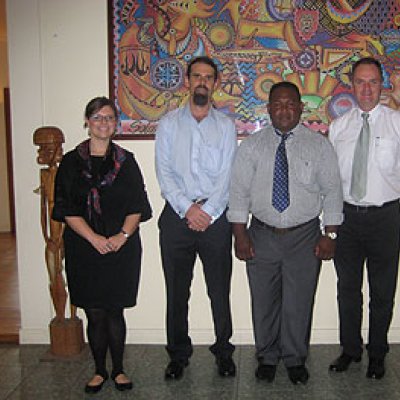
327, 232, 337, 240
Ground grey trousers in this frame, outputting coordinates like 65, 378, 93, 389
247, 218, 321, 367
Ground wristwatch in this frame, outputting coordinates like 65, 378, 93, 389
325, 232, 337, 240
120, 229, 129, 239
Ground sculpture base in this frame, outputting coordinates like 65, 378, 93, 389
49, 317, 84, 357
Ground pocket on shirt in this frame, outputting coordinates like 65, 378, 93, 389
292, 156, 315, 186
199, 145, 223, 177
374, 138, 399, 174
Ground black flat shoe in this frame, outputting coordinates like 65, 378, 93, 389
216, 356, 236, 377
255, 364, 277, 382
165, 360, 189, 380
287, 365, 309, 385
366, 357, 385, 380
329, 353, 361, 372
112, 373, 133, 391
84, 372, 109, 394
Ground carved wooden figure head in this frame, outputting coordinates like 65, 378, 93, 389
33, 127, 65, 167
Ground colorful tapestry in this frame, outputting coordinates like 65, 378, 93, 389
109, 0, 400, 137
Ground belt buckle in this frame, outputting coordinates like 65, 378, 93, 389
356, 205, 369, 214
272, 227, 289, 234
194, 198, 206, 206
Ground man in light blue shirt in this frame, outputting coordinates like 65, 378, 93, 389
155, 56, 237, 380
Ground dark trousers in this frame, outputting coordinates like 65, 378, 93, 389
158, 202, 235, 362
334, 201, 400, 359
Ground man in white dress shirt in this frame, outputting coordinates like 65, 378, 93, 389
329, 57, 400, 379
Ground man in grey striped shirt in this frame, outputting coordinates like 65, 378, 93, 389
228, 82, 343, 385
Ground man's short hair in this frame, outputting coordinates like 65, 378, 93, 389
187, 56, 218, 81
269, 82, 301, 103
351, 57, 383, 80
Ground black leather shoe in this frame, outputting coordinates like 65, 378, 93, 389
165, 360, 188, 380
112, 373, 133, 391
366, 358, 385, 380
84, 372, 108, 394
216, 356, 236, 377
287, 365, 309, 385
329, 353, 361, 372
255, 364, 277, 382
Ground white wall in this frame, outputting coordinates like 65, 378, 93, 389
6, 0, 400, 345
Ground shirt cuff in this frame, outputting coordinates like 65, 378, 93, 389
226, 209, 249, 223
201, 202, 215, 219
322, 212, 344, 227
177, 198, 193, 218
167, 196, 192, 218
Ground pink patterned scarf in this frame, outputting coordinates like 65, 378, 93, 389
77, 139, 126, 223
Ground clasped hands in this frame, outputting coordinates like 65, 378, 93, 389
90, 232, 127, 255
185, 203, 212, 231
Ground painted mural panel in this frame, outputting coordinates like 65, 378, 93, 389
109, 0, 400, 138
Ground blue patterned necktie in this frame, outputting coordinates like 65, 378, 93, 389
272, 132, 290, 212
350, 112, 370, 202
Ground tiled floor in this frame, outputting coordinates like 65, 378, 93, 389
1, 234, 400, 398
0, 344, 399, 399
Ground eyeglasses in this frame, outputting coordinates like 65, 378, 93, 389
89, 114, 116, 123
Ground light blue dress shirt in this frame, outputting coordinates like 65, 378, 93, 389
155, 103, 237, 220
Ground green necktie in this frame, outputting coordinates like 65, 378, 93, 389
350, 112, 370, 201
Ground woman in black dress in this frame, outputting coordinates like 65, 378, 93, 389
53, 97, 151, 393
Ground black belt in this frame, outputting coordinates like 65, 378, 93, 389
192, 198, 208, 206
252, 217, 317, 234
344, 199, 399, 213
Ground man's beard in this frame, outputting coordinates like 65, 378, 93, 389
193, 86, 209, 106
193, 93, 208, 106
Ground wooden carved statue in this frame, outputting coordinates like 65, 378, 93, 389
34, 126, 83, 356
33, 127, 67, 320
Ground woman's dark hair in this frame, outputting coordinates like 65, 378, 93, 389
84, 96, 118, 120
186, 56, 218, 81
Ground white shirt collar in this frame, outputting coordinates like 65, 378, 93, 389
355, 103, 381, 121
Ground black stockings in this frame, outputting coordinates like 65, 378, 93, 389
84, 308, 126, 378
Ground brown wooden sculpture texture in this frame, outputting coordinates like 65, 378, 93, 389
33, 127, 84, 356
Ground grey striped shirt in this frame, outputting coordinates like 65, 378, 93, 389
227, 124, 343, 228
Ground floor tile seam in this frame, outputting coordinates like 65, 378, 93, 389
232, 345, 241, 400
2, 382, 23, 400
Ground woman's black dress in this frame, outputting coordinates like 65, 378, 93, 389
52, 143, 152, 309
